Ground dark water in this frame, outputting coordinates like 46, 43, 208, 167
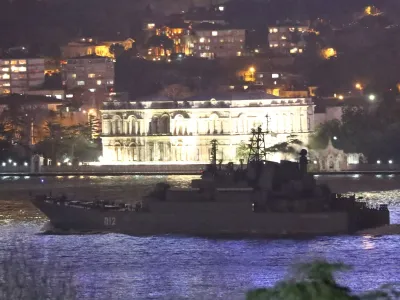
0, 175, 400, 300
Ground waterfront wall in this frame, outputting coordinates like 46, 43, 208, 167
1, 163, 400, 175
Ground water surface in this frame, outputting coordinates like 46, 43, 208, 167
0, 175, 399, 299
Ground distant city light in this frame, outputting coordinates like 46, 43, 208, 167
355, 83, 362, 90
338, 95, 344, 100
333, 136, 338, 140
369, 94, 376, 101
218, 6, 224, 11
1, 163, 5, 167
249, 66, 255, 73
24, 162, 28, 166
8, 159, 12, 163
13, 162, 16, 166
377, 160, 381, 164
389, 160, 393, 164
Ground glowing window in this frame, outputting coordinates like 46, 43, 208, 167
272, 73, 279, 78
77, 81, 85, 86
10, 60, 18, 65
88, 73, 95, 78
72, 74, 76, 78
19, 66, 26, 72
19, 60, 26, 64
1, 68, 9, 72
3, 74, 10, 79
212, 31, 218, 36
199, 37, 205, 43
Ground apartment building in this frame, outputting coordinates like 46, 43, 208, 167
268, 22, 309, 54
62, 55, 114, 91
0, 57, 45, 94
192, 24, 246, 58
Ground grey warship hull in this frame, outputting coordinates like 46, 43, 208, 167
31, 198, 390, 238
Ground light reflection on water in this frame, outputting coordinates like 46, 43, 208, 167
0, 175, 399, 299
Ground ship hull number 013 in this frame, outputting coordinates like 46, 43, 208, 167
104, 217, 116, 226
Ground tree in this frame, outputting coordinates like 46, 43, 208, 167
109, 43, 125, 58
147, 35, 174, 53
159, 84, 193, 100
247, 260, 400, 300
236, 135, 303, 162
265, 135, 303, 157
236, 141, 250, 161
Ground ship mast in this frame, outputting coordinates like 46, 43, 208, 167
247, 114, 271, 164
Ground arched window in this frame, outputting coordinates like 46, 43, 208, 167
175, 115, 184, 135
112, 116, 122, 135
209, 113, 219, 134
159, 115, 170, 134
151, 117, 159, 134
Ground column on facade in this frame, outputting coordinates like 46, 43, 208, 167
301, 109, 308, 132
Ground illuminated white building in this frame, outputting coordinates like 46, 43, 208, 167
0, 58, 45, 94
100, 91, 315, 164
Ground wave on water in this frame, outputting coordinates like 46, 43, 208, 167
39, 221, 108, 235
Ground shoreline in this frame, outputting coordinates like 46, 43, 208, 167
1, 170, 400, 177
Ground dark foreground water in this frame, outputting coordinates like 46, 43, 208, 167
0, 174, 399, 299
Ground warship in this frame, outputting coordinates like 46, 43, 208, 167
31, 127, 390, 237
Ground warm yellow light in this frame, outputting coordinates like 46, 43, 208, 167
321, 47, 337, 59
355, 83, 362, 90
338, 95, 344, 100
249, 66, 255, 73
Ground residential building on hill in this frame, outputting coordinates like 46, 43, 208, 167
0, 57, 45, 95
61, 38, 134, 59
192, 24, 246, 58
62, 55, 114, 91
100, 90, 314, 164
268, 21, 309, 55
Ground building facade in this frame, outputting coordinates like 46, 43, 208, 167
61, 38, 134, 59
62, 55, 114, 91
268, 23, 309, 54
192, 26, 246, 58
0, 58, 45, 94
100, 91, 315, 164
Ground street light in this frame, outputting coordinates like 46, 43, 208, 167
333, 136, 338, 140
377, 160, 381, 164
355, 83, 362, 90
389, 160, 393, 164
248, 66, 256, 82
369, 94, 376, 101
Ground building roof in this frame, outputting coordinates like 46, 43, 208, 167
137, 90, 280, 102
68, 54, 110, 60
186, 90, 279, 101
0, 94, 62, 105
192, 23, 244, 31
